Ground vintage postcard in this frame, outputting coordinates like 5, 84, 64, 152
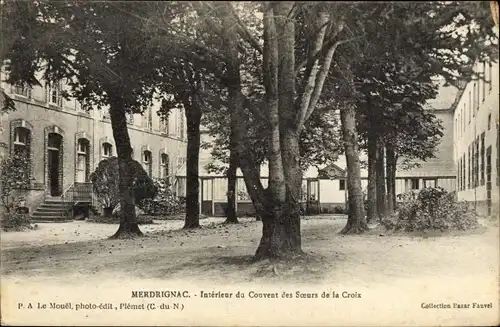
1, 1, 499, 326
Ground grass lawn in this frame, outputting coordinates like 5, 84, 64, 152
1, 215, 498, 326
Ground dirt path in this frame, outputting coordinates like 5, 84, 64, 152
1, 216, 499, 326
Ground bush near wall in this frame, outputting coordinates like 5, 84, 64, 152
90, 157, 157, 215
138, 178, 185, 217
1, 153, 34, 231
2, 212, 34, 231
381, 187, 479, 232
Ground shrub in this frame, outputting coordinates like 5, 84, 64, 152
333, 205, 344, 214
89, 157, 157, 213
381, 187, 479, 232
1, 153, 30, 213
2, 212, 34, 231
138, 178, 185, 216
89, 158, 120, 210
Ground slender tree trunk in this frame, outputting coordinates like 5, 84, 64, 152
375, 140, 386, 220
340, 103, 368, 234
220, 2, 268, 221
366, 128, 377, 223
385, 143, 396, 214
108, 100, 142, 239
183, 104, 202, 229
255, 164, 263, 222
225, 149, 238, 223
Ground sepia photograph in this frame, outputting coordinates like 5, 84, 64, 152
0, 1, 499, 326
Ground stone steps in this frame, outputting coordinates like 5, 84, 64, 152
31, 198, 72, 222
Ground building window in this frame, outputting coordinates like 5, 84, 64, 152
47, 82, 62, 106
77, 139, 88, 153
180, 112, 185, 139
423, 179, 436, 188
410, 178, 419, 190
127, 113, 134, 125
472, 143, 476, 188
159, 117, 168, 134
339, 179, 346, 191
462, 154, 466, 191
472, 83, 476, 116
143, 150, 152, 176
482, 62, 486, 101
475, 137, 479, 188
473, 141, 477, 188
12, 84, 32, 98
476, 82, 479, 110
488, 114, 491, 130
488, 62, 492, 92
160, 153, 169, 178
76, 139, 90, 183
460, 158, 463, 191
147, 108, 153, 130
176, 111, 184, 139
142, 108, 152, 130
12, 127, 32, 184
102, 142, 113, 158
481, 133, 485, 186
468, 146, 471, 189
13, 127, 29, 146
462, 157, 466, 190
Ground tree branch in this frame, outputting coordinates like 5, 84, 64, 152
304, 39, 347, 122
191, 1, 225, 38
296, 34, 359, 130
294, 15, 336, 130
295, 21, 346, 78
229, 3, 263, 55
242, 94, 267, 123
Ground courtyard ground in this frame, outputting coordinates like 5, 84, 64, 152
1, 215, 499, 326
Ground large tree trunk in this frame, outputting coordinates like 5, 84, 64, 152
225, 149, 238, 224
366, 127, 378, 223
340, 103, 368, 234
108, 100, 142, 239
255, 129, 303, 259
183, 103, 202, 229
254, 2, 302, 260
385, 143, 396, 214
375, 140, 387, 220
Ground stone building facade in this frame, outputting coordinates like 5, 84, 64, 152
453, 59, 500, 217
0, 77, 187, 215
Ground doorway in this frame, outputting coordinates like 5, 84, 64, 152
48, 133, 63, 196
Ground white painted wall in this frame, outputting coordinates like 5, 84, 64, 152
453, 58, 499, 215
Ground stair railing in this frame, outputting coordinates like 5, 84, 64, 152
60, 183, 76, 220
